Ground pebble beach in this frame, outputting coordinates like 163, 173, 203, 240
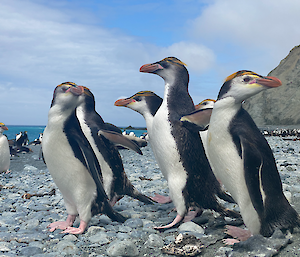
1, 136, 300, 257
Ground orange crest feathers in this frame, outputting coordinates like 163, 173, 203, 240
224, 70, 261, 82
162, 57, 187, 67
134, 91, 156, 97
58, 82, 78, 87
198, 99, 216, 105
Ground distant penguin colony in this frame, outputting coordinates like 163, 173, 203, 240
7, 55, 299, 243
0, 123, 10, 173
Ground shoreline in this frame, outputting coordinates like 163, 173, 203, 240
0, 138, 300, 256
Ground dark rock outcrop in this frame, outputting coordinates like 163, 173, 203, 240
243, 45, 300, 125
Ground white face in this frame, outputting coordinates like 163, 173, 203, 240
220, 74, 266, 103
53, 85, 82, 109
195, 99, 215, 110
127, 98, 149, 115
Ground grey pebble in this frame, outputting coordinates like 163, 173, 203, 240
106, 240, 139, 257
17, 246, 43, 256
1, 141, 300, 257
53, 240, 79, 255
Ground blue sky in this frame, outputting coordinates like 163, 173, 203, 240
1, 0, 299, 127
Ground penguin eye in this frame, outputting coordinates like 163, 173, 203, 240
134, 96, 142, 102
61, 86, 69, 92
243, 77, 251, 83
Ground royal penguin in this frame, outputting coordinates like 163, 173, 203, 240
115, 93, 230, 205
182, 99, 216, 150
76, 86, 153, 205
115, 91, 171, 203
0, 123, 10, 173
193, 70, 300, 243
139, 57, 238, 229
42, 82, 126, 234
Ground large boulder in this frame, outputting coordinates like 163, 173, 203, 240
243, 45, 300, 125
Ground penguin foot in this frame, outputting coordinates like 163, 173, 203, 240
154, 214, 184, 231
150, 194, 172, 204
224, 225, 252, 244
183, 207, 203, 222
61, 220, 88, 234
47, 214, 76, 232
222, 238, 240, 245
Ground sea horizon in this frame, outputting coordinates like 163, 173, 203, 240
4, 125, 147, 142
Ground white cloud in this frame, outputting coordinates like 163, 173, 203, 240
0, 0, 158, 126
161, 41, 215, 72
189, 0, 300, 60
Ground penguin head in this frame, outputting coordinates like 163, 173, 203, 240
115, 91, 162, 116
181, 99, 215, 131
79, 86, 96, 111
50, 82, 84, 110
195, 99, 216, 111
140, 57, 188, 85
0, 123, 8, 134
217, 70, 282, 103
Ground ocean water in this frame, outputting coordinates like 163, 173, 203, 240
4, 125, 147, 142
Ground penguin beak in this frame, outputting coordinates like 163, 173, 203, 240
140, 63, 164, 73
2, 126, 8, 131
114, 98, 135, 107
256, 76, 282, 88
68, 85, 84, 96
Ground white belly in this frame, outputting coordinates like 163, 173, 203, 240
150, 102, 187, 215
76, 108, 113, 198
206, 99, 260, 234
43, 125, 97, 222
0, 135, 10, 172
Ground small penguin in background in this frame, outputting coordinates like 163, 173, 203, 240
184, 70, 300, 244
0, 123, 10, 173
76, 86, 154, 205
181, 99, 216, 150
42, 82, 126, 234
115, 91, 170, 203
16, 131, 28, 147
139, 57, 238, 230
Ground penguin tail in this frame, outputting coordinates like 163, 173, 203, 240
103, 200, 127, 223
216, 190, 236, 204
128, 188, 155, 205
220, 208, 242, 219
91, 199, 127, 223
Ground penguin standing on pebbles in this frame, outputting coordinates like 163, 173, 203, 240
139, 57, 238, 230
0, 123, 10, 173
183, 71, 300, 243
76, 86, 154, 205
43, 82, 126, 234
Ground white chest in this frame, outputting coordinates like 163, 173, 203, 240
42, 121, 96, 203
0, 134, 10, 171
206, 99, 260, 234
76, 107, 113, 197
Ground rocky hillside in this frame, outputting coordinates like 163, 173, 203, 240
243, 45, 300, 126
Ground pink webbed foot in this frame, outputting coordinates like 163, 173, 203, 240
154, 214, 184, 230
61, 220, 88, 234
183, 207, 203, 222
150, 193, 172, 204
48, 214, 76, 232
223, 225, 252, 245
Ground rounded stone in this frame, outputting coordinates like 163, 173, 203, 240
106, 240, 139, 257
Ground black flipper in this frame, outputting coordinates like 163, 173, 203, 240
99, 129, 143, 155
